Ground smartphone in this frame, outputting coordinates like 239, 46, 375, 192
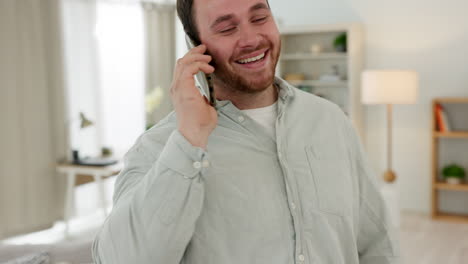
185, 35, 216, 107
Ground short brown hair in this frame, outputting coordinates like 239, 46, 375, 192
176, 0, 201, 45
176, 0, 270, 46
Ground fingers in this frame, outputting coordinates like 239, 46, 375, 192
190, 43, 207, 54
184, 62, 215, 76
171, 44, 215, 98
176, 43, 207, 65
177, 54, 212, 69
174, 44, 215, 79
177, 44, 211, 63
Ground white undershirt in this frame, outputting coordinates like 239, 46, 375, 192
240, 101, 278, 140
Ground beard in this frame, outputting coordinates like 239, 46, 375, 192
211, 40, 281, 94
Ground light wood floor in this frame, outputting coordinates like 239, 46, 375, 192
400, 211, 468, 264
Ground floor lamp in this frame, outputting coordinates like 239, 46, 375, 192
362, 70, 419, 183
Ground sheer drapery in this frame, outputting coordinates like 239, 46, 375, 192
0, 0, 67, 239
95, 1, 146, 156
62, 0, 145, 158
142, 2, 177, 127
61, 0, 102, 158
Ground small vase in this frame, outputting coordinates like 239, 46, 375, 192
446, 178, 461, 184
334, 44, 346, 52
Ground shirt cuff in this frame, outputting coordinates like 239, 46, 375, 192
158, 130, 210, 179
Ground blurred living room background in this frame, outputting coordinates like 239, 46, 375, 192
1, 0, 468, 263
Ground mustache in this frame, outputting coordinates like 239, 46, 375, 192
236, 47, 266, 56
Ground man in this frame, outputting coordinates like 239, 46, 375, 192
92, 0, 401, 263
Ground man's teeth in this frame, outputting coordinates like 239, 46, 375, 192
237, 52, 265, 64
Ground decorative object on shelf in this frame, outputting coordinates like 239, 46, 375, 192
442, 164, 466, 185
319, 74, 341, 82
284, 73, 305, 84
297, 85, 312, 93
333, 33, 347, 52
434, 103, 452, 132
319, 65, 341, 81
101, 146, 113, 158
362, 70, 419, 183
309, 44, 322, 54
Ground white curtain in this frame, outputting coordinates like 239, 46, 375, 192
142, 2, 177, 127
61, 0, 102, 158
0, 0, 68, 239
95, 1, 146, 157
62, 0, 146, 158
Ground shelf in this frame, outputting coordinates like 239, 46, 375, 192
288, 80, 348, 87
433, 212, 468, 223
433, 131, 468, 138
431, 97, 468, 222
433, 97, 468, 104
281, 52, 348, 61
434, 182, 468, 191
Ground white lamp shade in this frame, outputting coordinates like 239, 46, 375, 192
361, 70, 419, 104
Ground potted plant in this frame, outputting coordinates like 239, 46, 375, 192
442, 164, 466, 184
333, 33, 347, 52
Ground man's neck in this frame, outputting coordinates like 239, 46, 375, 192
214, 82, 278, 110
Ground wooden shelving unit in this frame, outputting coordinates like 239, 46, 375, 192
434, 131, 468, 138
277, 23, 364, 139
431, 97, 468, 223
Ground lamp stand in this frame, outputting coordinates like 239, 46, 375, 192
384, 104, 397, 183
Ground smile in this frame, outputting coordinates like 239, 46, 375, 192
236, 52, 266, 64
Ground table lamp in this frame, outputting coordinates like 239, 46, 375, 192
70, 112, 94, 163
362, 70, 419, 183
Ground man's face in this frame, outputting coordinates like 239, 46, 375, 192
194, 0, 281, 94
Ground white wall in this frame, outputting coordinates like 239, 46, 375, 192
270, 0, 468, 213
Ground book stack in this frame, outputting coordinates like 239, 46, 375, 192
434, 103, 451, 132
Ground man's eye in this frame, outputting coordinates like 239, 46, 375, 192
252, 16, 267, 23
220, 27, 236, 34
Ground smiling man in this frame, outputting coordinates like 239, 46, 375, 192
92, 0, 401, 263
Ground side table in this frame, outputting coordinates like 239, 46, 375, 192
55, 162, 122, 237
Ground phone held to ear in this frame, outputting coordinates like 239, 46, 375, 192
185, 35, 216, 107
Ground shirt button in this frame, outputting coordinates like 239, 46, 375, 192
193, 161, 202, 169
238, 115, 245, 122
298, 254, 305, 262
291, 202, 296, 210
202, 160, 210, 168
278, 152, 282, 158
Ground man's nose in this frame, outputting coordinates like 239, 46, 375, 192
238, 25, 261, 49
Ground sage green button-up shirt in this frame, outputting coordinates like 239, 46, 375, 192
92, 77, 401, 264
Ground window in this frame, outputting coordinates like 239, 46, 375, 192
62, 0, 145, 159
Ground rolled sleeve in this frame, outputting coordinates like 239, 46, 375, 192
158, 130, 210, 179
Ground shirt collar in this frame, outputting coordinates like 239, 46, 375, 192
274, 76, 295, 101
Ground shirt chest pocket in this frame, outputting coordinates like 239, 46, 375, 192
304, 145, 352, 217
